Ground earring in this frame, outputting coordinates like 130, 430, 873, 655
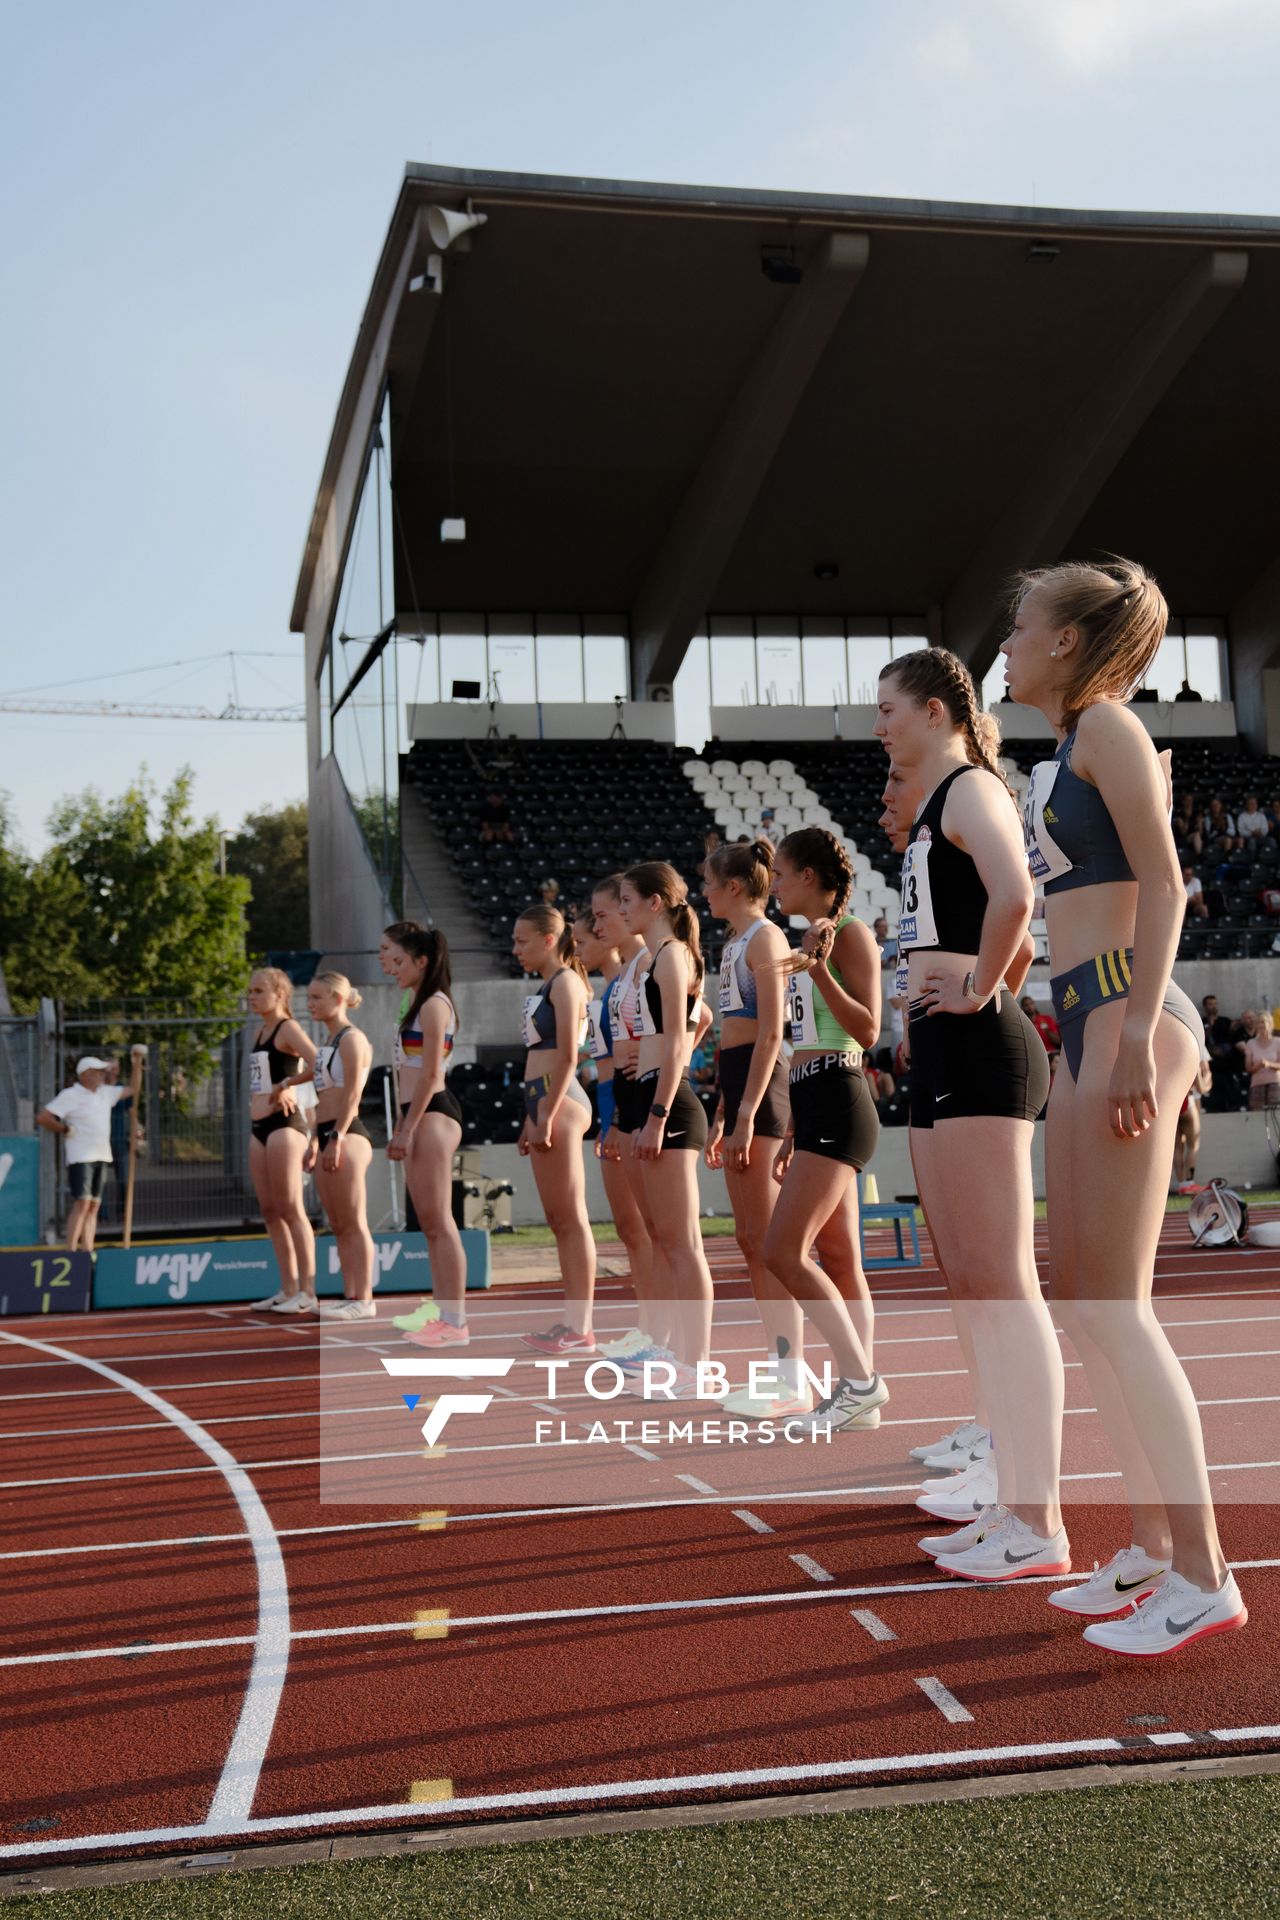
1049, 649, 1058, 657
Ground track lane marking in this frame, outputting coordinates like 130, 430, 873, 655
0, 1327, 289, 1835
915, 1676, 974, 1724
2, 1725, 1278, 1859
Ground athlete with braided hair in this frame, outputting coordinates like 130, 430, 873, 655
875, 648, 1065, 1581
762, 826, 887, 1434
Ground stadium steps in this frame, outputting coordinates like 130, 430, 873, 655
399, 781, 508, 979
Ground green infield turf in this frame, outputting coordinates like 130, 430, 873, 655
11, 1773, 1279, 1919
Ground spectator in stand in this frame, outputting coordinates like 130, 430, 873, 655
479, 789, 515, 846
872, 914, 897, 967
863, 1059, 896, 1119
758, 806, 780, 845
1267, 797, 1280, 838
1238, 794, 1270, 841
697, 829, 723, 882
1202, 993, 1236, 1110
1172, 793, 1202, 859
1241, 1008, 1280, 1109
1020, 995, 1062, 1066
539, 877, 561, 907
37, 1050, 145, 1252
1203, 796, 1241, 854
1173, 1059, 1213, 1193
1175, 679, 1204, 703
1183, 863, 1210, 922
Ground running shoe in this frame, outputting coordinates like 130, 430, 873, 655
1046, 1545, 1170, 1618
920, 1447, 994, 1492
721, 1382, 816, 1419
404, 1319, 470, 1348
616, 1342, 678, 1373
393, 1300, 439, 1333
917, 1503, 1008, 1560
934, 1511, 1071, 1582
522, 1324, 597, 1356
252, 1290, 312, 1313
796, 1374, 890, 1435
910, 1419, 987, 1466
915, 1457, 999, 1522
665, 1360, 712, 1400
598, 1328, 649, 1359
919, 1427, 992, 1474
1082, 1570, 1247, 1656
318, 1298, 376, 1321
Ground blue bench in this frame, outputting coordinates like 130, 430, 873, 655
857, 1172, 922, 1270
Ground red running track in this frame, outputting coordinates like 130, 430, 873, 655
0, 1217, 1276, 1865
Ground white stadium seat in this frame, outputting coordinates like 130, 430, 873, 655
741, 759, 767, 777
711, 759, 737, 777
769, 758, 795, 776
682, 759, 707, 777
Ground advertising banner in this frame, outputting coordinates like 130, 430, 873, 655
92, 1229, 491, 1308
0, 1137, 40, 1248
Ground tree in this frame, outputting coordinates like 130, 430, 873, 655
0, 771, 249, 1017
225, 800, 311, 956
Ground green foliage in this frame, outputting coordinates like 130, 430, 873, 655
0, 772, 249, 1018
225, 800, 311, 957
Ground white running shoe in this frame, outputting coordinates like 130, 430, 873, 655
920, 1449, 995, 1493
318, 1299, 376, 1321
911, 1420, 988, 1468
796, 1374, 890, 1435
599, 1328, 650, 1359
1082, 1569, 1247, 1656
253, 1291, 308, 1313
1046, 1545, 1171, 1618
721, 1382, 816, 1419
915, 1457, 999, 1521
920, 1428, 992, 1474
935, 1511, 1071, 1583
917, 1504, 1008, 1560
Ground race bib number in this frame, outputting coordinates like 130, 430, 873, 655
1024, 759, 1075, 886
248, 1051, 268, 1098
521, 994, 543, 1047
894, 960, 909, 1001
586, 998, 608, 1059
897, 837, 938, 951
719, 937, 745, 1014
313, 1053, 330, 1094
636, 983, 657, 1038
787, 971, 819, 1048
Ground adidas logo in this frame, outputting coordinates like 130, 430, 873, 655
1061, 984, 1080, 1011
1042, 804, 1059, 824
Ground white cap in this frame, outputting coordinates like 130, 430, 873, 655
76, 1056, 111, 1076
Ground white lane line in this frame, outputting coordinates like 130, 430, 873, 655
790, 1554, 834, 1583
731, 1510, 774, 1535
851, 1609, 897, 1642
676, 1474, 717, 1494
0, 1328, 289, 1836
624, 1444, 660, 1462
9, 1386, 1280, 1447
1149, 1731, 1195, 1746
915, 1676, 974, 1724
5, 1557, 1279, 1671
4, 1725, 1279, 1860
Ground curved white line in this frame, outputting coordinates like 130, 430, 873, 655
0, 1328, 290, 1834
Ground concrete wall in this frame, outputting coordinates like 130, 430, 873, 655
407, 701, 677, 743
706, 701, 1238, 746
310, 755, 395, 980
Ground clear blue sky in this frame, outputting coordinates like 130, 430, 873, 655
2, 0, 1276, 850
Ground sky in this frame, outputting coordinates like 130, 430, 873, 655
2, 0, 1278, 851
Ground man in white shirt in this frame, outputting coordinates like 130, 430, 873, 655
1238, 795, 1270, 840
37, 1050, 145, 1252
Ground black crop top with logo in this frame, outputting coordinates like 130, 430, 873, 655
249, 1019, 301, 1099
640, 942, 699, 1036
897, 766, 990, 957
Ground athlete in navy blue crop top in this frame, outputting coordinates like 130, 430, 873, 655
1002, 562, 1244, 1654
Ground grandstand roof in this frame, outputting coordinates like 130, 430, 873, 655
292, 165, 1280, 687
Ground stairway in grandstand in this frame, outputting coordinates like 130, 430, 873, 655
399, 781, 509, 979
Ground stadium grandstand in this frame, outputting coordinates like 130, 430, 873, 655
292, 164, 1280, 1145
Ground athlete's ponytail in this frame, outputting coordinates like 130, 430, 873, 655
516, 903, 589, 986
706, 838, 775, 904
623, 860, 704, 988
1011, 555, 1168, 734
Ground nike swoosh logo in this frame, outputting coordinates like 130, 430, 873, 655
819, 1136, 835, 1144
1166, 1607, 1213, 1633
935, 1092, 952, 1103
666, 1130, 686, 1140
1115, 1573, 1160, 1594
1004, 1547, 1048, 1564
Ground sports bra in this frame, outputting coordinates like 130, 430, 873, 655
313, 1027, 351, 1092
640, 942, 699, 1036
522, 969, 588, 1053
586, 987, 613, 1062
1023, 732, 1136, 896
394, 993, 456, 1072
611, 949, 646, 1039
787, 915, 860, 1053
249, 1020, 300, 1099
898, 766, 989, 955
719, 918, 768, 1020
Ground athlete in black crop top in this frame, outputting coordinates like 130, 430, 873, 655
1001, 564, 1244, 1653
877, 649, 1067, 1584
245, 968, 318, 1314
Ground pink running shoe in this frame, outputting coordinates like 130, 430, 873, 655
521, 1324, 597, 1356
404, 1320, 470, 1348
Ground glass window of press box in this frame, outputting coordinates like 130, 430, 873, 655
980, 620, 1226, 711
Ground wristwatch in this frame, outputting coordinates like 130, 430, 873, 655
961, 971, 990, 1007
650, 1102, 670, 1119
